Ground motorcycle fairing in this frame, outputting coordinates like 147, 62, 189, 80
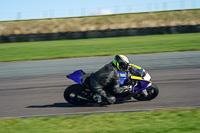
119, 71, 127, 85
134, 80, 150, 91
67, 70, 86, 84
119, 63, 151, 85
131, 76, 151, 82
119, 64, 151, 91
130, 74, 151, 91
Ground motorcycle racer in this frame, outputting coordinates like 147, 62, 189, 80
65, 55, 159, 105
90, 55, 130, 104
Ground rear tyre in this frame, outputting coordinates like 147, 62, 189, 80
64, 84, 88, 105
133, 83, 159, 101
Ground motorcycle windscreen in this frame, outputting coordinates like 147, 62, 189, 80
67, 70, 86, 84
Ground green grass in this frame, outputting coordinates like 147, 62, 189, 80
0, 109, 200, 133
0, 33, 200, 62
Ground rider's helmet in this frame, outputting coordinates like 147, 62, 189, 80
113, 55, 129, 72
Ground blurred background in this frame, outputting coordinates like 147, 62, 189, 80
1, 0, 200, 21
0, 0, 200, 36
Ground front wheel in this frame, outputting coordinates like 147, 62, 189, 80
133, 83, 159, 101
64, 84, 88, 105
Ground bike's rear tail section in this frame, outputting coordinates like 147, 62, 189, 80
67, 69, 86, 84
65, 70, 93, 105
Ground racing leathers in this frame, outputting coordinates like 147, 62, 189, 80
90, 62, 125, 104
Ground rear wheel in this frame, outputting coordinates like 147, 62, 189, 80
133, 83, 159, 101
64, 84, 88, 105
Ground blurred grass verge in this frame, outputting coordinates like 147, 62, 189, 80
0, 33, 200, 62
0, 9, 200, 35
0, 109, 200, 133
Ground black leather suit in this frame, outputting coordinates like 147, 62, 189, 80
90, 62, 124, 104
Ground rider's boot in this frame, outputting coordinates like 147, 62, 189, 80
96, 89, 116, 104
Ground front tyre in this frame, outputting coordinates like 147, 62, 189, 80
133, 83, 159, 101
64, 84, 88, 105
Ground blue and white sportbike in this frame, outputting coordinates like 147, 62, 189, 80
64, 64, 159, 105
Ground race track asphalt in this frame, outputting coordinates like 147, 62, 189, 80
0, 51, 200, 118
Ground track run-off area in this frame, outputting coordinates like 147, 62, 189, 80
0, 51, 200, 118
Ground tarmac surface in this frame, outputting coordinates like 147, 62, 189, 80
0, 51, 200, 118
